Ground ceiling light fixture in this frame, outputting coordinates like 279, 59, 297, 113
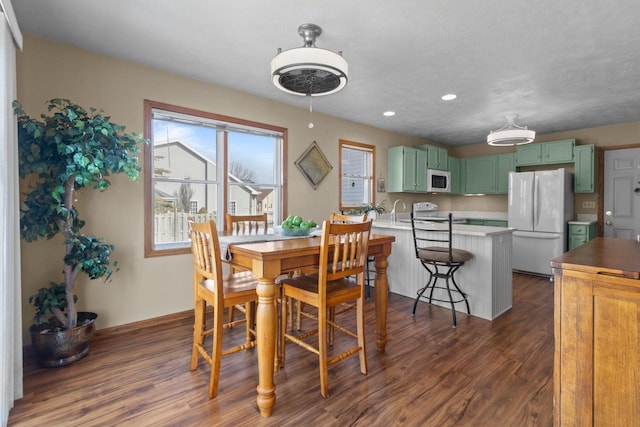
487, 114, 536, 146
441, 94, 457, 101
271, 23, 348, 97
383, 111, 396, 117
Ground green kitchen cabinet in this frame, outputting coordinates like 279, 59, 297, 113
449, 156, 462, 194
573, 144, 595, 193
466, 219, 508, 227
419, 144, 449, 170
515, 144, 542, 166
542, 139, 574, 163
484, 220, 508, 227
462, 154, 513, 194
515, 139, 575, 166
464, 155, 496, 194
495, 153, 515, 194
387, 146, 427, 192
568, 221, 597, 250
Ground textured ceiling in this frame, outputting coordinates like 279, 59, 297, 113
11, 0, 640, 146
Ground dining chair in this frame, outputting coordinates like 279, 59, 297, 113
224, 213, 268, 236
279, 219, 372, 397
293, 212, 369, 331
190, 220, 259, 398
410, 212, 473, 328
331, 212, 376, 296
223, 213, 268, 324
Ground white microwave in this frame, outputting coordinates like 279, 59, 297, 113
426, 169, 451, 193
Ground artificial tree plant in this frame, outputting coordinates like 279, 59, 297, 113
14, 98, 144, 329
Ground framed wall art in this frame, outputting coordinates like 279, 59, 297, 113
295, 141, 332, 190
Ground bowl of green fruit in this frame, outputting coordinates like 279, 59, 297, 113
276, 215, 318, 236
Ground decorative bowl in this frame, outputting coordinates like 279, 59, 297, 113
275, 226, 318, 237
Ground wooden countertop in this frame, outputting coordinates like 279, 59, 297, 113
550, 237, 640, 279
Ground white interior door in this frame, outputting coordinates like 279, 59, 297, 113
604, 147, 640, 239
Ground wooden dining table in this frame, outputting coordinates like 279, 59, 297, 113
225, 232, 395, 417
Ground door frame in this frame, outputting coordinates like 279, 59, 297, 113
598, 143, 640, 236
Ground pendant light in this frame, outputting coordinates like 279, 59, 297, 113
487, 114, 536, 146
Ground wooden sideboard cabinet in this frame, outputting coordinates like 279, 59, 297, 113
551, 238, 640, 426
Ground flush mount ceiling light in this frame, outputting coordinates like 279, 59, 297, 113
487, 114, 536, 146
271, 23, 348, 97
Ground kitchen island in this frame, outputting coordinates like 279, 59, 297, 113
372, 219, 514, 321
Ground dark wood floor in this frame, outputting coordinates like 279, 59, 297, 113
9, 273, 553, 426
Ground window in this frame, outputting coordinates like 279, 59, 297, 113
144, 101, 287, 256
189, 200, 199, 215
339, 139, 375, 210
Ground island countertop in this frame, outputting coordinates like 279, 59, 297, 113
551, 237, 640, 279
372, 219, 515, 237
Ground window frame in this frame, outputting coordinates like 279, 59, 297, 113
144, 100, 288, 257
338, 139, 376, 211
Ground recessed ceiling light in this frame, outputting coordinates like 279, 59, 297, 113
383, 111, 396, 117
441, 94, 457, 101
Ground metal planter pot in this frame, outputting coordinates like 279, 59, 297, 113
29, 312, 98, 367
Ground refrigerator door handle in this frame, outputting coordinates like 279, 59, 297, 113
533, 175, 539, 228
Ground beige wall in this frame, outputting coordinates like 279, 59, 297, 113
16, 34, 640, 337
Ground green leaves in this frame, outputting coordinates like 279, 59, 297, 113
29, 282, 77, 325
65, 234, 116, 280
13, 98, 149, 326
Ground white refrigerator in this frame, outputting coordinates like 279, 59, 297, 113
508, 168, 574, 276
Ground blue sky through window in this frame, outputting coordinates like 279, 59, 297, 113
153, 120, 275, 183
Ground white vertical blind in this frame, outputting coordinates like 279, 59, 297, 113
341, 145, 372, 206
0, 5, 23, 425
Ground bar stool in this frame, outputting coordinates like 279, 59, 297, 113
410, 212, 473, 328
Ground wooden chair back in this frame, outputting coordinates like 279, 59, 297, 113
329, 212, 368, 224
319, 220, 372, 285
224, 213, 268, 235
190, 220, 223, 295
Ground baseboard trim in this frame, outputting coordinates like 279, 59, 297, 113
95, 309, 195, 337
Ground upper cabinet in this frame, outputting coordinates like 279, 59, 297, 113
387, 140, 594, 195
462, 153, 514, 194
419, 144, 449, 170
449, 156, 463, 194
495, 153, 516, 194
573, 144, 596, 193
515, 139, 575, 166
387, 146, 428, 193
464, 155, 496, 194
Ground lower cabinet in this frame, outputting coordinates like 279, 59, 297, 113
553, 265, 640, 425
567, 222, 597, 250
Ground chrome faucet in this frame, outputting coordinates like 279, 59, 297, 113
390, 199, 407, 222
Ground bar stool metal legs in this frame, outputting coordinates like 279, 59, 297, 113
412, 261, 470, 328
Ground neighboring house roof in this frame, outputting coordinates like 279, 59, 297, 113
255, 188, 273, 203
154, 140, 262, 196
154, 188, 175, 199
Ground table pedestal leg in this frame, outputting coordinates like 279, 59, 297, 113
374, 255, 389, 352
256, 278, 276, 417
